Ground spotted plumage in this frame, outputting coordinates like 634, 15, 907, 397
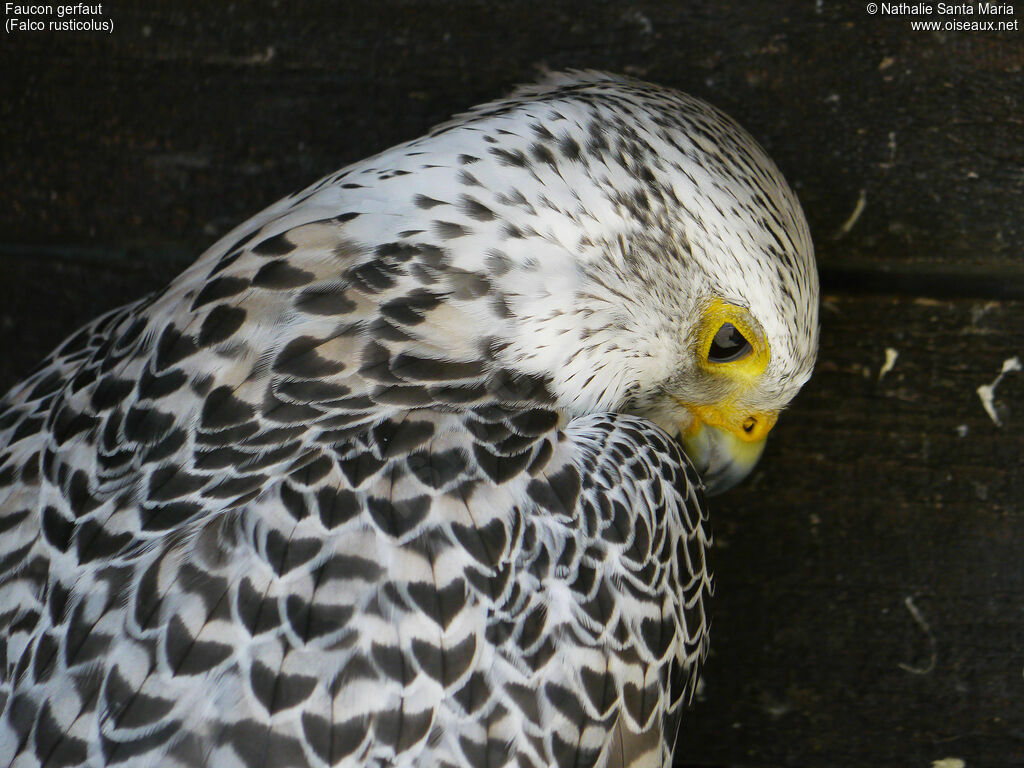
0, 71, 817, 767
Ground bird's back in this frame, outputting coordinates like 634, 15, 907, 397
0, 214, 709, 768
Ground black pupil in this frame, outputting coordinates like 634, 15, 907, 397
708, 323, 751, 363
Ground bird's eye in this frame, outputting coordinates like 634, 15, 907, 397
708, 323, 752, 363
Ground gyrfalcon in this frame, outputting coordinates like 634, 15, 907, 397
0, 71, 818, 767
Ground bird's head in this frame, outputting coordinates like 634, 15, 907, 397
459, 73, 819, 495
262, 72, 819, 495
556, 194, 818, 497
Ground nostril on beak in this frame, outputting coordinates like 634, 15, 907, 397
742, 416, 757, 434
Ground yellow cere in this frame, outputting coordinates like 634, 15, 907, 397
683, 403, 777, 442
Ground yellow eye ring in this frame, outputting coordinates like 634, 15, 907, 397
695, 298, 770, 381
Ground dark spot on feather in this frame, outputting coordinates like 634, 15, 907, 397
31, 632, 58, 684
52, 408, 96, 445
250, 661, 317, 714
392, 353, 485, 382
371, 419, 436, 457
261, 392, 323, 424
33, 701, 88, 766
219, 720, 305, 767
372, 385, 435, 407
204, 474, 266, 500
251, 232, 295, 256
490, 147, 529, 167
348, 260, 399, 292
10, 415, 44, 445
622, 680, 660, 729
123, 404, 175, 444
191, 276, 249, 310
263, 531, 321, 576
295, 284, 357, 315
73, 518, 133, 563
198, 305, 246, 347
67, 470, 100, 516
414, 194, 447, 209
148, 465, 207, 501
366, 495, 431, 538
193, 445, 249, 471
546, 681, 586, 724
137, 368, 187, 401
370, 642, 406, 682
200, 386, 255, 430
287, 453, 333, 486
284, 595, 353, 641
301, 712, 366, 763
208, 249, 243, 277
509, 408, 559, 436
236, 577, 282, 636
322, 553, 383, 583
41, 506, 73, 552
379, 290, 442, 326
531, 142, 558, 172
103, 666, 176, 728
428, 382, 488, 405
448, 671, 488, 719
518, 604, 547, 650
376, 242, 420, 261
406, 448, 468, 489
315, 487, 362, 529
451, 517, 507, 567
460, 196, 496, 221
531, 122, 556, 141
253, 260, 315, 289
406, 580, 467, 631
143, 428, 185, 464
523, 635, 555, 671
140, 500, 204, 532
274, 336, 346, 378
358, 341, 398, 383
434, 220, 469, 240
154, 327, 199, 370
337, 452, 386, 488
276, 379, 352, 402
26, 371, 63, 402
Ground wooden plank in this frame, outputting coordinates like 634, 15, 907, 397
1, 1, 1021, 273
676, 293, 1024, 767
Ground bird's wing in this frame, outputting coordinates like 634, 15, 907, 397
0, 76, 712, 765
1, 336, 710, 768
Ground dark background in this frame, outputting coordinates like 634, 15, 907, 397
2, 2, 1022, 766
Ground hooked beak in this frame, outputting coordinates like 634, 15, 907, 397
678, 404, 777, 496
